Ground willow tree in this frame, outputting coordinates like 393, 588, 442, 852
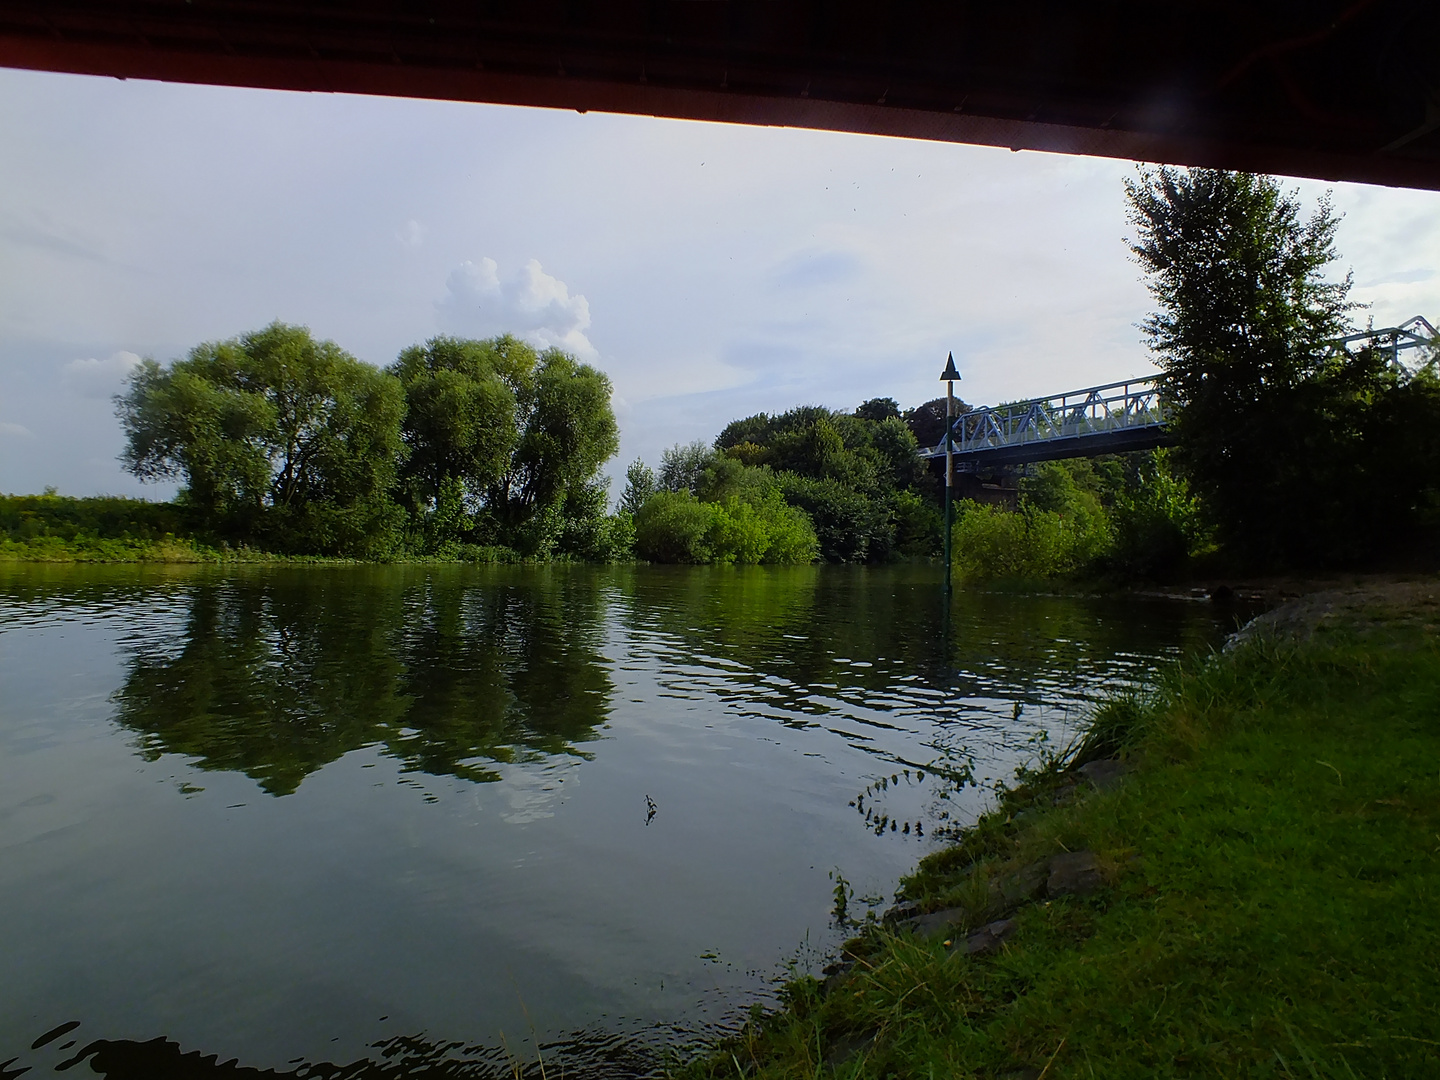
117, 322, 406, 555
389, 335, 619, 555
390, 335, 522, 544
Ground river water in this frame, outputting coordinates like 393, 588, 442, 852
0, 564, 1246, 1077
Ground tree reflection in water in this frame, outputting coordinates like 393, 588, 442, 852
34, 1026, 674, 1080
110, 565, 1227, 799
112, 569, 614, 795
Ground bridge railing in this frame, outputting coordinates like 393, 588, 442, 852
919, 317, 1434, 462
1330, 316, 1437, 372
924, 376, 1167, 458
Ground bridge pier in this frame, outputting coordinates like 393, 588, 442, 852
926, 459, 1019, 508
955, 470, 1019, 508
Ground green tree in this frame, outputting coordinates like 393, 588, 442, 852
390, 336, 519, 520
618, 458, 658, 516
1124, 167, 1363, 564
659, 440, 715, 495
117, 322, 405, 555
389, 335, 620, 557
490, 348, 619, 553
712, 402, 938, 562
854, 396, 901, 423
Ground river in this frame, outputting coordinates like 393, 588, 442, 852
0, 563, 1247, 1077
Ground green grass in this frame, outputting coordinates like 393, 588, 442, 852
0, 533, 250, 563
682, 616, 1440, 1078
0, 493, 528, 564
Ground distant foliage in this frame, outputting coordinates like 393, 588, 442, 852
903, 396, 972, 449
711, 400, 939, 562
0, 492, 215, 563
854, 396, 901, 423
1, 491, 192, 542
618, 459, 658, 517
659, 440, 714, 496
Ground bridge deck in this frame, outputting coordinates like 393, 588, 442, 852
920, 376, 1167, 469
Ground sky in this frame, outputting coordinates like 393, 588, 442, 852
2, 66, 1438, 500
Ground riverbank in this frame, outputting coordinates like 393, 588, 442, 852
0, 535, 526, 564
684, 580, 1440, 1078
0, 493, 529, 564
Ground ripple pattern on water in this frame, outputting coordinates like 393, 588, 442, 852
0, 563, 1248, 1077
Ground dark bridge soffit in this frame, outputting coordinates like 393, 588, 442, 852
2, 2, 1439, 191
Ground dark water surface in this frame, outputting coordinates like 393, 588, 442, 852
0, 564, 1246, 1077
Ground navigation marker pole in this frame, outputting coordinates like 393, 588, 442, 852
940, 352, 961, 597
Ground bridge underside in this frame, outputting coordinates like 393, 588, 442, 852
947, 426, 1175, 470
0, 2, 1438, 190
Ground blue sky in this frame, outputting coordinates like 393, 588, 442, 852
2, 66, 1438, 499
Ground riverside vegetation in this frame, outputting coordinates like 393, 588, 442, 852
10, 173, 1438, 577
680, 583, 1440, 1079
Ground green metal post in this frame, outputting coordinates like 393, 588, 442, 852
939, 351, 960, 596
943, 378, 954, 594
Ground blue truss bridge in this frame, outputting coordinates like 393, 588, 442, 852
921, 317, 1437, 471
919, 377, 1170, 469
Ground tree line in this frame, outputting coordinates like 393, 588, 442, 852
105, 165, 1439, 573
112, 325, 953, 566
117, 325, 621, 559
616, 399, 942, 565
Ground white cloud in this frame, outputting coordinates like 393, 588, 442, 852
61, 351, 142, 399
0, 421, 33, 438
437, 257, 596, 360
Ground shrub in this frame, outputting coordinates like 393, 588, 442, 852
759, 501, 822, 565
1107, 453, 1207, 577
634, 492, 718, 563
778, 474, 889, 562
633, 491, 818, 565
950, 499, 1110, 582
891, 490, 942, 556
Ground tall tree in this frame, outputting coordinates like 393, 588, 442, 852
389, 336, 620, 554
1125, 167, 1364, 564
390, 336, 520, 515
118, 322, 405, 555
492, 348, 620, 536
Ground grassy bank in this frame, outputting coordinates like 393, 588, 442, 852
1, 493, 238, 563
0, 493, 533, 564
685, 584, 1440, 1078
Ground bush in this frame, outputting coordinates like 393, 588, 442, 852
1, 492, 194, 542
1107, 452, 1207, 577
892, 490, 942, 556
950, 499, 1110, 582
759, 500, 822, 565
633, 491, 817, 565
778, 474, 889, 562
634, 492, 718, 563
